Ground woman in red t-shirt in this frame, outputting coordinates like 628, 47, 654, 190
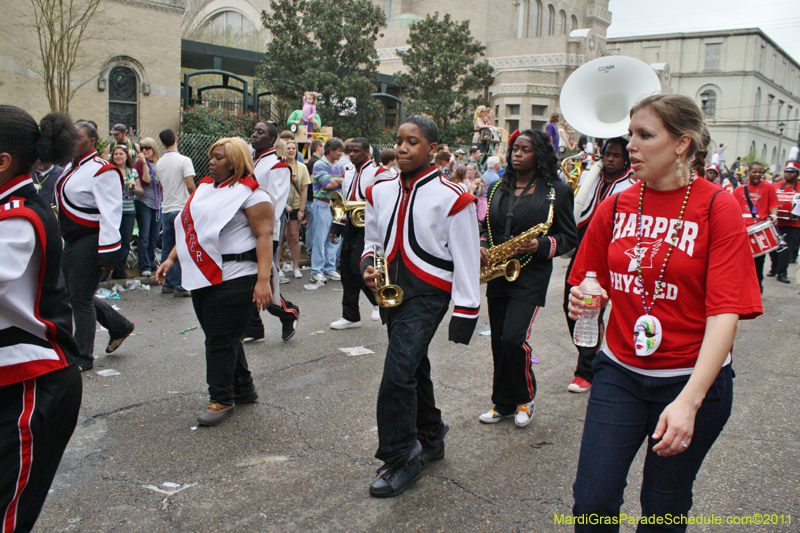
568, 93, 762, 530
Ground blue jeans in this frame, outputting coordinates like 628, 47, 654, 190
160, 211, 184, 290
116, 211, 136, 274
376, 294, 451, 466
309, 199, 339, 276
135, 201, 160, 273
572, 352, 733, 532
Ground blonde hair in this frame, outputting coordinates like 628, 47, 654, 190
139, 137, 160, 161
630, 93, 710, 175
274, 138, 287, 159
208, 137, 254, 184
474, 105, 487, 122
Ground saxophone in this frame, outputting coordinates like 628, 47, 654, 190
480, 189, 556, 284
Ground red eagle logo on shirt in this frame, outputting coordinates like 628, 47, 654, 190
624, 239, 663, 272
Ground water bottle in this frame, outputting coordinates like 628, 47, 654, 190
573, 271, 602, 347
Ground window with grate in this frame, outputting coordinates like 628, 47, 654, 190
506, 104, 521, 115
705, 44, 721, 71
531, 104, 547, 116
108, 66, 138, 131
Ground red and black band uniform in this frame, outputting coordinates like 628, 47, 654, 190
0, 175, 82, 533
54, 151, 134, 368
245, 148, 299, 339
331, 158, 391, 322
175, 176, 272, 405
361, 167, 480, 466
481, 177, 577, 414
732, 181, 778, 289
563, 168, 636, 383
770, 179, 799, 276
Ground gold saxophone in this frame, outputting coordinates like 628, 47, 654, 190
480, 189, 556, 284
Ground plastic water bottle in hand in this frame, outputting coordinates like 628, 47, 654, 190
573, 271, 602, 347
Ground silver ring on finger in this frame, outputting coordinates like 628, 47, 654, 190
679, 441, 688, 449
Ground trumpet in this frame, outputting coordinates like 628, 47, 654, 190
373, 246, 403, 307
330, 191, 366, 228
560, 152, 585, 195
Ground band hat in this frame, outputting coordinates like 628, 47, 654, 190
110, 123, 126, 134
582, 154, 597, 164
784, 161, 800, 172
705, 163, 720, 174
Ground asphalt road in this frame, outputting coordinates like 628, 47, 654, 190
35, 258, 799, 533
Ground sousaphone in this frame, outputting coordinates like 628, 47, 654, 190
560, 56, 662, 218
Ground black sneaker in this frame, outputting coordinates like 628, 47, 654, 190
106, 323, 135, 353
766, 270, 777, 277
234, 389, 259, 404
369, 448, 422, 498
777, 274, 791, 283
281, 317, 298, 342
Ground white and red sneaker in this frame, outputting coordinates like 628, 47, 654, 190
567, 377, 592, 393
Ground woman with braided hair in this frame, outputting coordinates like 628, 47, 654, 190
478, 129, 577, 427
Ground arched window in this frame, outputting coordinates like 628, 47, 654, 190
754, 88, 761, 121
571, 15, 578, 32
207, 10, 256, 33
700, 89, 717, 118
545, 5, 554, 36
108, 66, 138, 131
532, 1, 541, 37
517, 0, 528, 39
761, 144, 767, 161
558, 10, 566, 35
771, 147, 777, 165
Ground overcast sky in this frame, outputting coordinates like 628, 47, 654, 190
607, 0, 800, 64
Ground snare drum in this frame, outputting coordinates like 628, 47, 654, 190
776, 191, 799, 221
744, 216, 780, 257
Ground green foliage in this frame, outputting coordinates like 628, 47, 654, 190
741, 148, 765, 167
394, 13, 494, 145
258, 0, 386, 141
181, 106, 258, 138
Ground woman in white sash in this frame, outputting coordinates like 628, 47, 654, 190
156, 137, 274, 426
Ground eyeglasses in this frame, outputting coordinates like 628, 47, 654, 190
140, 146, 152, 150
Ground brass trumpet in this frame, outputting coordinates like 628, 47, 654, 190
373, 246, 403, 308
330, 191, 366, 228
561, 151, 585, 196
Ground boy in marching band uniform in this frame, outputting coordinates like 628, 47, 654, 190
361, 116, 480, 498
329, 137, 391, 329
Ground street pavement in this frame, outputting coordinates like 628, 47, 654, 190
36, 258, 799, 532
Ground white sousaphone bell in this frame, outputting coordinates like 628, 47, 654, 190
560, 56, 662, 219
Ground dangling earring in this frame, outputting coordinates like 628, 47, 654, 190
675, 158, 689, 187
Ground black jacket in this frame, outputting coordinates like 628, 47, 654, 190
480, 178, 577, 305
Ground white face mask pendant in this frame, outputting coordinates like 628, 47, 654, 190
633, 314, 662, 356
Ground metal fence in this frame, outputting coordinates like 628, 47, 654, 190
133, 130, 247, 180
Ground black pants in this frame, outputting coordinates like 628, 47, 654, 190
340, 223, 377, 322
0, 365, 81, 533
191, 275, 257, 405
376, 294, 450, 466
754, 254, 766, 289
487, 296, 540, 414
244, 240, 300, 339
564, 254, 606, 382
62, 233, 134, 367
769, 225, 800, 276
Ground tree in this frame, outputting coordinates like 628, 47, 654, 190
29, 0, 103, 112
258, 0, 386, 140
394, 13, 494, 145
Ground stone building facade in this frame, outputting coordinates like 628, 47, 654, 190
607, 29, 800, 170
0, 0, 185, 132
